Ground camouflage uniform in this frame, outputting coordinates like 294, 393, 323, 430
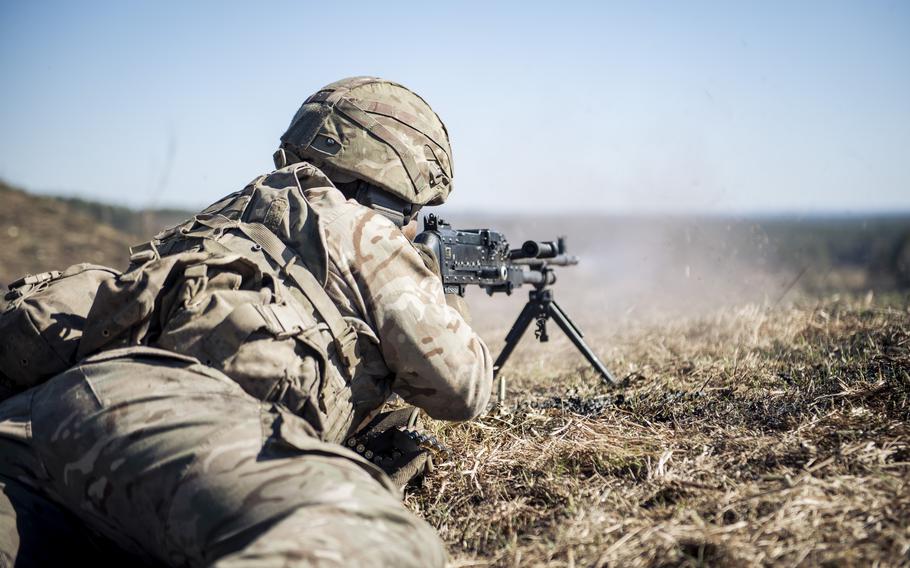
0, 84, 493, 565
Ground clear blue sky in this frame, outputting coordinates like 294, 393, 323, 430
1, 0, 908, 214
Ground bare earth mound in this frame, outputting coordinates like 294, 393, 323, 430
0, 183, 135, 287
410, 297, 909, 567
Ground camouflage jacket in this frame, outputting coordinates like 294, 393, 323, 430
80, 162, 493, 443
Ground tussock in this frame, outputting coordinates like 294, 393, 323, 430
409, 296, 910, 567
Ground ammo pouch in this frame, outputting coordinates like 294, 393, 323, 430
79, 252, 355, 441
0, 264, 119, 402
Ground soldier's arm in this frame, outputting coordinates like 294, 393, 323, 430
346, 210, 493, 421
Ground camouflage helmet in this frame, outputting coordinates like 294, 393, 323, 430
275, 77, 453, 206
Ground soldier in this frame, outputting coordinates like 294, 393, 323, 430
0, 77, 493, 566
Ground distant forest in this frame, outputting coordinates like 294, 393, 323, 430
2, 179, 909, 292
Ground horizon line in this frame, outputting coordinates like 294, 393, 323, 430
4, 179, 910, 220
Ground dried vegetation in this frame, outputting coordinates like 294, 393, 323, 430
409, 296, 910, 567
2, 183, 908, 566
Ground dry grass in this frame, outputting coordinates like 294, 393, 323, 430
2, 185, 907, 565
408, 295, 910, 567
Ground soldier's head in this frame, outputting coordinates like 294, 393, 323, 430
274, 77, 453, 228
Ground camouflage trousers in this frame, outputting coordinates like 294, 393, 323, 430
0, 347, 446, 567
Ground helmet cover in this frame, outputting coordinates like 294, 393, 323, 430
277, 77, 453, 206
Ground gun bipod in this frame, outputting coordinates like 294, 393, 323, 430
493, 286, 617, 404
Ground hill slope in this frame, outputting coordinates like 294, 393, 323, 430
0, 182, 139, 287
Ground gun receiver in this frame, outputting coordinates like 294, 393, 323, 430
413, 214, 577, 296
415, 214, 617, 398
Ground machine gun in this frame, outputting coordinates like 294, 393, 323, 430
414, 214, 617, 401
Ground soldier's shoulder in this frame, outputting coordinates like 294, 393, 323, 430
316, 199, 415, 275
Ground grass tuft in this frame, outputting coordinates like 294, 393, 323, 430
408, 296, 910, 567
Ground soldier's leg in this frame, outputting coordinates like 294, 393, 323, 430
29, 347, 446, 567
208, 409, 446, 568
0, 390, 127, 567
0, 478, 120, 568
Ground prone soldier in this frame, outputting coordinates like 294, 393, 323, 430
0, 77, 493, 566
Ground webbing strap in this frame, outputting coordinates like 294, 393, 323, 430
193, 215, 359, 376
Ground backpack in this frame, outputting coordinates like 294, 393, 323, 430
0, 264, 119, 401
78, 251, 357, 442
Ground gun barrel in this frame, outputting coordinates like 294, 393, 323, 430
547, 254, 579, 266
521, 270, 556, 286
512, 254, 579, 267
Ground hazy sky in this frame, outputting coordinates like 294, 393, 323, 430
1, 1, 908, 214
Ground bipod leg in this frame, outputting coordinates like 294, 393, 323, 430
547, 300, 618, 386
493, 299, 540, 403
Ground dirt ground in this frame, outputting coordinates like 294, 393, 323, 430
409, 295, 910, 567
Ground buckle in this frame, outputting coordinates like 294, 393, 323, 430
129, 241, 160, 264
334, 325, 360, 375
257, 303, 305, 340
7, 270, 61, 290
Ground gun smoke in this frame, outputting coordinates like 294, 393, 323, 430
435, 212, 908, 375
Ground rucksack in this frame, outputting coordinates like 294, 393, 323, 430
0, 264, 119, 401
78, 251, 357, 442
